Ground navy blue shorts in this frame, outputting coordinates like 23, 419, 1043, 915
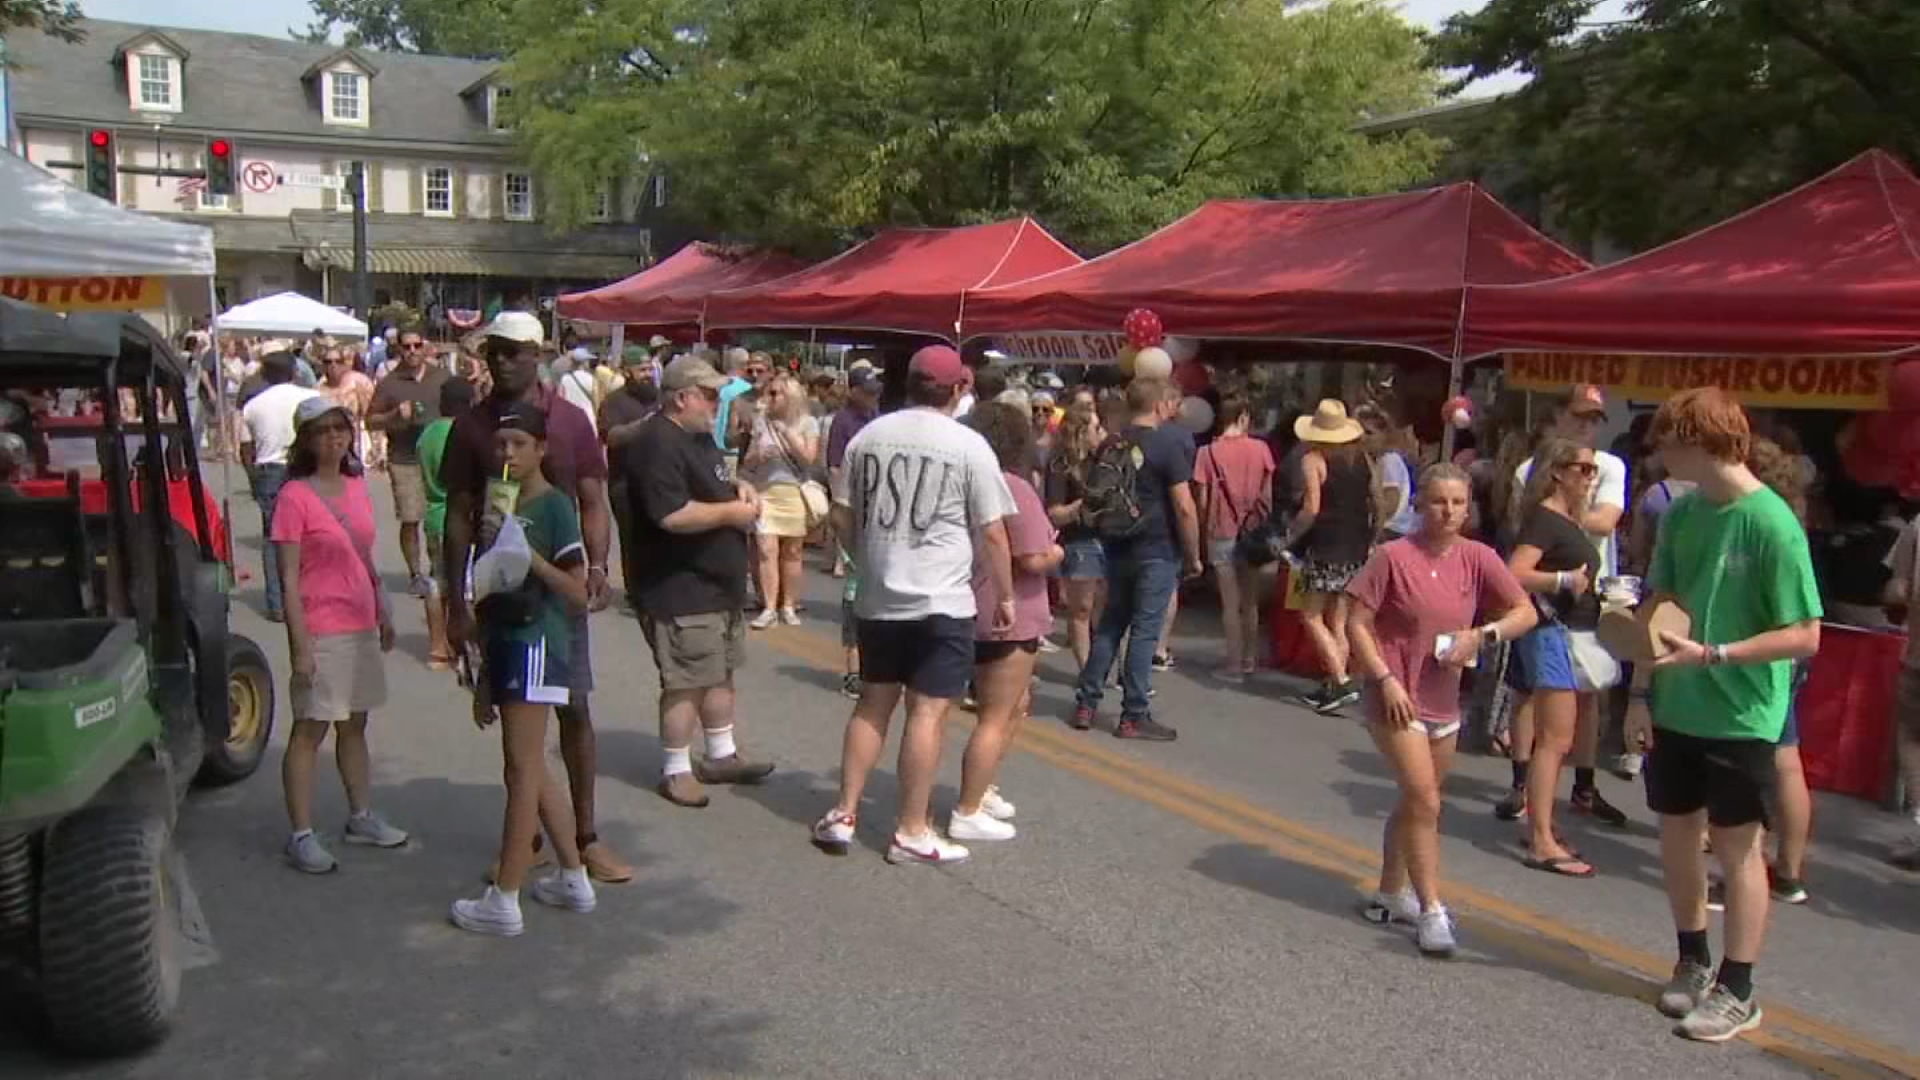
857, 615, 974, 699
1511, 624, 1578, 692
485, 635, 572, 707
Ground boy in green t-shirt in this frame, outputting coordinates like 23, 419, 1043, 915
416, 376, 473, 669
1626, 389, 1822, 1043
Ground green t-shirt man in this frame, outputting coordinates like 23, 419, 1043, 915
417, 417, 455, 542
1647, 485, 1822, 742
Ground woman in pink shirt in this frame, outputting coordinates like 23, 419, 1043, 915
271, 397, 405, 875
1193, 395, 1275, 681
1345, 464, 1536, 957
952, 403, 1064, 844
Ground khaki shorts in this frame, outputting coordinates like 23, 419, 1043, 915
640, 611, 745, 691
389, 462, 427, 524
290, 630, 387, 723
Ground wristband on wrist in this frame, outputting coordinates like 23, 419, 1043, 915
1477, 623, 1502, 646
1707, 644, 1729, 666
1365, 671, 1394, 686
1553, 571, 1568, 593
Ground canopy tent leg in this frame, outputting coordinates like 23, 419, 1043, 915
1441, 356, 1465, 461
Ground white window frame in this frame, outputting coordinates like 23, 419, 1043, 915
590, 183, 610, 222
325, 69, 367, 126
504, 172, 533, 221
198, 190, 230, 212
136, 55, 174, 109
488, 85, 513, 132
424, 166, 453, 217
127, 51, 181, 114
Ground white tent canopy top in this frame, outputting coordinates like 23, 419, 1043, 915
0, 149, 215, 278
215, 291, 368, 340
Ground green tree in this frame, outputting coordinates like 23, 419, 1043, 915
506, 0, 1445, 252
2, 0, 83, 43
1432, 0, 1920, 251
295, 0, 511, 57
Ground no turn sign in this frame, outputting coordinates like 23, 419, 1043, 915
242, 161, 277, 194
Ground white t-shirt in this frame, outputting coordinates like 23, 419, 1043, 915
240, 384, 320, 466
1378, 451, 1416, 536
557, 369, 599, 434
744, 414, 820, 488
1515, 448, 1628, 578
837, 408, 1017, 621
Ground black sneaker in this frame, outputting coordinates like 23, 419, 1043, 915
1296, 681, 1333, 709
1114, 717, 1177, 741
1705, 879, 1726, 912
1767, 866, 1808, 905
1151, 652, 1176, 672
1315, 680, 1360, 713
1492, 787, 1528, 821
1570, 785, 1628, 827
841, 673, 863, 700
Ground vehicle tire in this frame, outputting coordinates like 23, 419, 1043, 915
38, 805, 180, 1056
193, 634, 275, 788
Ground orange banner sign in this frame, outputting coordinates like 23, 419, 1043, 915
0, 275, 166, 312
1506, 351, 1890, 411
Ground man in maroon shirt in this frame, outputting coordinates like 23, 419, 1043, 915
442, 311, 633, 884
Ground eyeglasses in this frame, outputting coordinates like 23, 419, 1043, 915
401, 342, 427, 352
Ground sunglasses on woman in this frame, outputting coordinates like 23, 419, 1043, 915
1561, 461, 1599, 477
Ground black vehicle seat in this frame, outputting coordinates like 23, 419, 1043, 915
0, 472, 95, 620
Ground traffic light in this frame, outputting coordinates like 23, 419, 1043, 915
206, 137, 234, 195
85, 129, 114, 202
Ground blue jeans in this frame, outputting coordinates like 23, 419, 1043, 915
1075, 555, 1180, 719
252, 463, 287, 617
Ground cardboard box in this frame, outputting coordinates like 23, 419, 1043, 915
1596, 598, 1692, 663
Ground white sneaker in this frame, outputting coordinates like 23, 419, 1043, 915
948, 808, 1017, 842
1416, 906, 1458, 957
748, 608, 779, 630
886, 830, 970, 865
530, 869, 597, 913
344, 810, 409, 848
1361, 886, 1419, 926
284, 831, 338, 875
450, 885, 524, 936
980, 785, 1017, 821
812, 809, 856, 855
778, 607, 801, 626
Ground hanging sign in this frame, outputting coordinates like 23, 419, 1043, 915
992, 332, 1131, 365
0, 275, 166, 312
1506, 351, 1890, 411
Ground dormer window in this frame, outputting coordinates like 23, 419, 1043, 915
489, 85, 512, 131
116, 32, 188, 114
328, 71, 364, 124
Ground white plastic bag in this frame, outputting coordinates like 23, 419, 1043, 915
1569, 629, 1622, 691
470, 514, 531, 602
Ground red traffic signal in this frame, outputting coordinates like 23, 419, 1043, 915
205, 136, 236, 196
88, 129, 110, 149
209, 138, 231, 158
84, 130, 115, 201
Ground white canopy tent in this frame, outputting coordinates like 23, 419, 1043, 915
0, 149, 215, 278
215, 291, 368, 340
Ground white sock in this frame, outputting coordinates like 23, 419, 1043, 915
705, 725, 737, 760
491, 886, 520, 909
291, 828, 314, 841
562, 865, 590, 888
662, 745, 693, 777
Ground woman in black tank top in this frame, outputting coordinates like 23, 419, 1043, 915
1282, 401, 1377, 712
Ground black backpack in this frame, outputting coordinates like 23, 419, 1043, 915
1082, 431, 1147, 541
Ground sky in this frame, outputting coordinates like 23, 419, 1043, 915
82, 0, 1630, 96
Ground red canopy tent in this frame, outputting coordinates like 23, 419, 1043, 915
1460, 150, 1920, 359
554, 243, 808, 328
703, 218, 1081, 340
958, 184, 1587, 358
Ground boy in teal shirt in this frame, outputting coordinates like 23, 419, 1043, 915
1627, 389, 1822, 1043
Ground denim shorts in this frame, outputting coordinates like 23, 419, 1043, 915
1511, 624, 1578, 692
1059, 538, 1106, 581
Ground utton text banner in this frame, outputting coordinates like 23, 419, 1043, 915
0, 276, 166, 312
1506, 352, 1891, 410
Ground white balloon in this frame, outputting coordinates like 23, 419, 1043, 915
1164, 336, 1201, 364
1134, 346, 1173, 380
1178, 395, 1215, 433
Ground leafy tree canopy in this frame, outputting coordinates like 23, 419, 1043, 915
504, 0, 1444, 252
1431, 0, 1920, 251
2, 0, 82, 43
296, 0, 511, 58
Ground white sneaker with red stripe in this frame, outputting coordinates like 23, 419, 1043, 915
886, 830, 970, 866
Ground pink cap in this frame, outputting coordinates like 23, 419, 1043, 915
909, 345, 968, 387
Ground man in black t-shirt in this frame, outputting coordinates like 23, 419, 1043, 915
623, 355, 775, 808
599, 344, 661, 605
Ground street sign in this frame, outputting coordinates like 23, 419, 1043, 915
241, 161, 277, 193
282, 172, 344, 191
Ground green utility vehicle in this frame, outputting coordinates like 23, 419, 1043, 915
0, 299, 274, 1055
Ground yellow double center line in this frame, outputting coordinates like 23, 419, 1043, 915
759, 623, 1918, 1079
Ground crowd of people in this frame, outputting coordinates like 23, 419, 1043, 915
201, 310, 1917, 1048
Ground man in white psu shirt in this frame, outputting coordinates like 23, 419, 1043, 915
812, 345, 1017, 866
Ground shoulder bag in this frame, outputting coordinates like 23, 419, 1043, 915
292, 479, 389, 625
1210, 451, 1282, 567
767, 420, 831, 525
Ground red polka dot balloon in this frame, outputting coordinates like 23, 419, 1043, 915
1123, 308, 1165, 349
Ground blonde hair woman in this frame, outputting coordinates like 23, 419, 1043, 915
742, 373, 820, 628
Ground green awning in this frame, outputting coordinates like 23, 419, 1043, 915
303, 247, 639, 280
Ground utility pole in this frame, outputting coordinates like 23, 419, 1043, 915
350, 160, 370, 320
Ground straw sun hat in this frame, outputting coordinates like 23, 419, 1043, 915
1295, 399, 1365, 444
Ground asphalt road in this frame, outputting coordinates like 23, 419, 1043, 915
4, 475, 1917, 1079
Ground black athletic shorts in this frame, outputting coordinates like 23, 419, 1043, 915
857, 615, 975, 699
1643, 729, 1777, 829
974, 638, 1040, 664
